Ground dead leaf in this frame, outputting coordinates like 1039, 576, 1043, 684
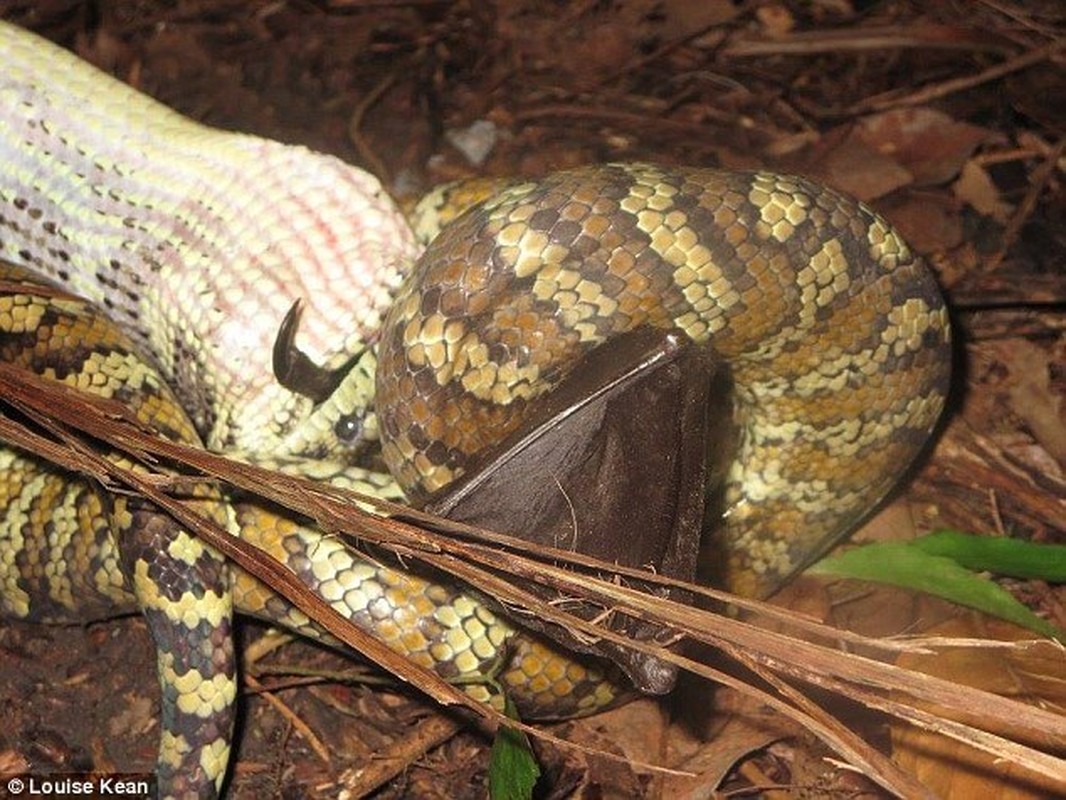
756, 5, 796, 38
854, 108, 992, 186
1006, 64, 1066, 130
558, 21, 638, 89
987, 339, 1066, 469
811, 0, 856, 18
541, 705, 650, 799
891, 617, 1066, 800
0, 749, 30, 774
954, 160, 1014, 224
821, 503, 965, 639
817, 135, 914, 201
853, 502, 924, 545
108, 694, 157, 737
655, 0, 740, 41
877, 191, 965, 254
660, 713, 790, 798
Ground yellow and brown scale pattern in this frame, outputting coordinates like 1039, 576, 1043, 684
0, 22, 953, 800
377, 164, 951, 598
0, 263, 238, 797
1, 161, 953, 799
223, 504, 618, 716
0, 263, 619, 798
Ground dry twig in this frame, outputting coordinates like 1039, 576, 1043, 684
1, 362, 1065, 796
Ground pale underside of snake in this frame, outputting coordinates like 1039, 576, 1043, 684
0, 20, 951, 800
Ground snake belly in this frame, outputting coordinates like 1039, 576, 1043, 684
0, 21, 416, 459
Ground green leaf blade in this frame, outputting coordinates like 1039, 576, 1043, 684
910, 530, 1066, 581
488, 695, 541, 800
811, 541, 1063, 641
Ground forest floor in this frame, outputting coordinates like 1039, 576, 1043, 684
0, 1, 1062, 798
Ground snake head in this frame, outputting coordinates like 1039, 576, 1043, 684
272, 299, 379, 459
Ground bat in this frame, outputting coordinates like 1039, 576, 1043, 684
426, 327, 734, 694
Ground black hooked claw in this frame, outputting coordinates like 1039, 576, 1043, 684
272, 300, 349, 403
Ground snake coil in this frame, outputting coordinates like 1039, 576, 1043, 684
0, 21, 950, 800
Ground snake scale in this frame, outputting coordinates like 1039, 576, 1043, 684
0, 20, 950, 800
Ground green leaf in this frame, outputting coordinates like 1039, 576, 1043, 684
909, 530, 1066, 581
810, 542, 1063, 641
488, 694, 540, 800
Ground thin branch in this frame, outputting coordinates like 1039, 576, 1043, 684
848, 39, 1065, 114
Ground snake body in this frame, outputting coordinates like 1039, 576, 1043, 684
0, 264, 617, 798
0, 20, 951, 800
383, 164, 951, 597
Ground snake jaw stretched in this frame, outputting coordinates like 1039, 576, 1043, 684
0, 21, 418, 462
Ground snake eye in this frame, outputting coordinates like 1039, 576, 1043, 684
333, 412, 364, 445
